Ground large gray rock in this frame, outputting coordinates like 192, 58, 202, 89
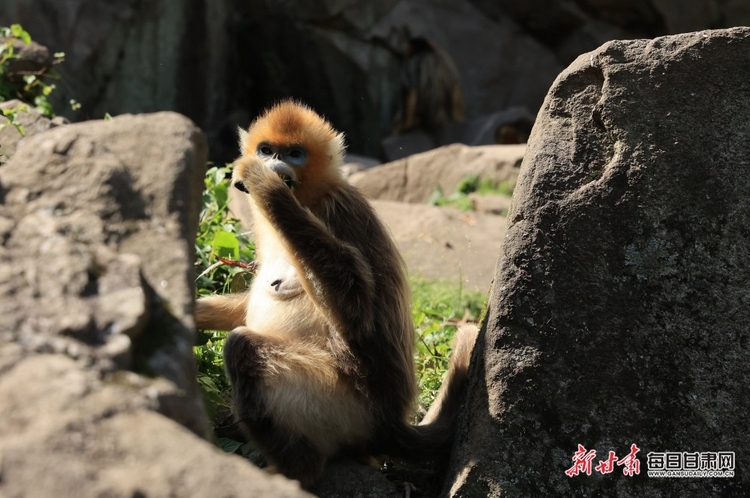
0, 113, 310, 497
349, 143, 524, 204
0, 99, 68, 162
446, 27, 750, 496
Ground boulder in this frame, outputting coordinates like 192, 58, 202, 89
349, 143, 525, 203
445, 27, 750, 496
0, 99, 67, 161
0, 34, 51, 76
0, 113, 311, 497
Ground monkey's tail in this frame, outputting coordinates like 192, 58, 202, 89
382, 323, 479, 459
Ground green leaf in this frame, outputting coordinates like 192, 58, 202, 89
213, 182, 228, 209
10, 24, 31, 45
211, 230, 240, 260
230, 272, 248, 293
456, 175, 479, 195
217, 438, 244, 454
211, 166, 226, 186
195, 329, 212, 346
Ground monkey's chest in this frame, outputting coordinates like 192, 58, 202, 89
259, 262, 304, 300
245, 259, 325, 340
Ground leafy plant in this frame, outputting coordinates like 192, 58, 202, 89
0, 24, 66, 162
0, 24, 64, 117
195, 165, 256, 296
428, 185, 475, 211
194, 165, 256, 420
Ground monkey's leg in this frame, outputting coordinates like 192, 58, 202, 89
250, 412, 326, 490
195, 293, 247, 330
224, 327, 367, 487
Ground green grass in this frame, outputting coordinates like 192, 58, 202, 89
411, 277, 485, 416
193, 167, 487, 424
429, 174, 516, 211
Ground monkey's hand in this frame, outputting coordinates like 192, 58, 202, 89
232, 156, 287, 196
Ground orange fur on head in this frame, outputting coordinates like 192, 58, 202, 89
239, 101, 346, 207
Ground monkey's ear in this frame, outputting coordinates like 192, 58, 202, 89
237, 127, 250, 152
335, 132, 347, 151
334, 132, 347, 159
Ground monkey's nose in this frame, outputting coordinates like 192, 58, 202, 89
234, 181, 249, 194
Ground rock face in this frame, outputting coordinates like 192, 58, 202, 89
445, 27, 750, 496
2, 1, 748, 163
0, 99, 67, 161
0, 114, 310, 497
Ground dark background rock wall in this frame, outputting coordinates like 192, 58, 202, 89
1, 0, 748, 163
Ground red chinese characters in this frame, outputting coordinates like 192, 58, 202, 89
567, 444, 641, 477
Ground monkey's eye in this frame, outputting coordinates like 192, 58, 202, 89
286, 147, 307, 165
258, 145, 273, 156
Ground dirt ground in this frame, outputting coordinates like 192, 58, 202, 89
371, 199, 508, 293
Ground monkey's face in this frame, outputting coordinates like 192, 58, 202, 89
255, 141, 306, 190
237, 101, 346, 205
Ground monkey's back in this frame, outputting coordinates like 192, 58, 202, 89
318, 182, 417, 427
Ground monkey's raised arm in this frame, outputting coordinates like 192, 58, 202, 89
234, 157, 376, 335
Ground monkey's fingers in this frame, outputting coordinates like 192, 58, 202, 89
232, 156, 281, 194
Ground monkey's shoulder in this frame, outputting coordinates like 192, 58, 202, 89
317, 187, 389, 243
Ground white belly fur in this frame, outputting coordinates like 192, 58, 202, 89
243, 212, 373, 451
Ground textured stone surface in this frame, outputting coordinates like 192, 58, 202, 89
0, 99, 66, 161
446, 27, 750, 496
349, 143, 525, 204
5, 0, 746, 164
0, 113, 208, 421
0, 113, 311, 497
317, 460, 401, 498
